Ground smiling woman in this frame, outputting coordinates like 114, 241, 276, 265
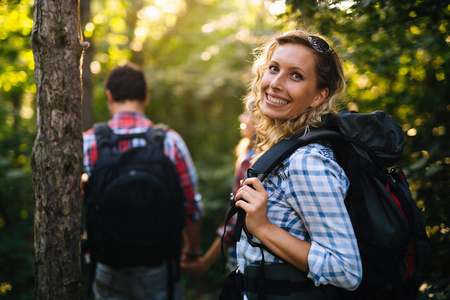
220, 30, 361, 300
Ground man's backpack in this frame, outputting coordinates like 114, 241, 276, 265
224, 111, 430, 299
84, 123, 186, 270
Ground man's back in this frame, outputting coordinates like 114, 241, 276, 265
85, 121, 185, 267
83, 112, 202, 300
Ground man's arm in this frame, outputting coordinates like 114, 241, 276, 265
165, 130, 204, 259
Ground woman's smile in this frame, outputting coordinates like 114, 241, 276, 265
265, 93, 290, 106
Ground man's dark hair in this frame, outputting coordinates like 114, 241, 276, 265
105, 63, 147, 103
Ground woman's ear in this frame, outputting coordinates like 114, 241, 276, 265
310, 88, 329, 108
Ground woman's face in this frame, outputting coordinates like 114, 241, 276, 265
260, 43, 328, 121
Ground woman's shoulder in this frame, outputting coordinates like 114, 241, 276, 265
280, 142, 344, 177
289, 142, 336, 163
283, 142, 347, 185
268, 142, 336, 178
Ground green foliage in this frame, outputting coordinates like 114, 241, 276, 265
0, 156, 35, 299
1, 0, 449, 298
0, 1, 36, 298
0, 212, 34, 300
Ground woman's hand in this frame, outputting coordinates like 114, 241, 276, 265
235, 177, 311, 273
234, 177, 272, 237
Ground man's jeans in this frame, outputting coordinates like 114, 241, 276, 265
93, 262, 183, 300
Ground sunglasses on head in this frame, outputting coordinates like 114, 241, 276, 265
281, 30, 332, 53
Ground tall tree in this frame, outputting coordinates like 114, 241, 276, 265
30, 0, 85, 298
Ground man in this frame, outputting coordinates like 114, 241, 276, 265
83, 63, 203, 299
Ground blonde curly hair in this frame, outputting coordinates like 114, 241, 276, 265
244, 30, 347, 155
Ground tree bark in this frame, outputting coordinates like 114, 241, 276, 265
31, 0, 85, 299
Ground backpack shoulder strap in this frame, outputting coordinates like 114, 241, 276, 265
248, 129, 342, 182
93, 122, 113, 143
150, 123, 168, 151
93, 123, 116, 157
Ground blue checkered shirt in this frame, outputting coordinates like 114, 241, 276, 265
236, 143, 362, 291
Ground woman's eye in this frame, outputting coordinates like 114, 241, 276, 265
268, 65, 278, 72
292, 73, 303, 80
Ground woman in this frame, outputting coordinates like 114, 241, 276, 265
233, 30, 362, 299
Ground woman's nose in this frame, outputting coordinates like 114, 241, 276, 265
269, 74, 283, 90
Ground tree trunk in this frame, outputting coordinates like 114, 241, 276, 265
31, 0, 85, 299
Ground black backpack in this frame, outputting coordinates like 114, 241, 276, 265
84, 123, 186, 269
222, 111, 430, 299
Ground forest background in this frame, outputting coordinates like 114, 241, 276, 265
0, 0, 449, 299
